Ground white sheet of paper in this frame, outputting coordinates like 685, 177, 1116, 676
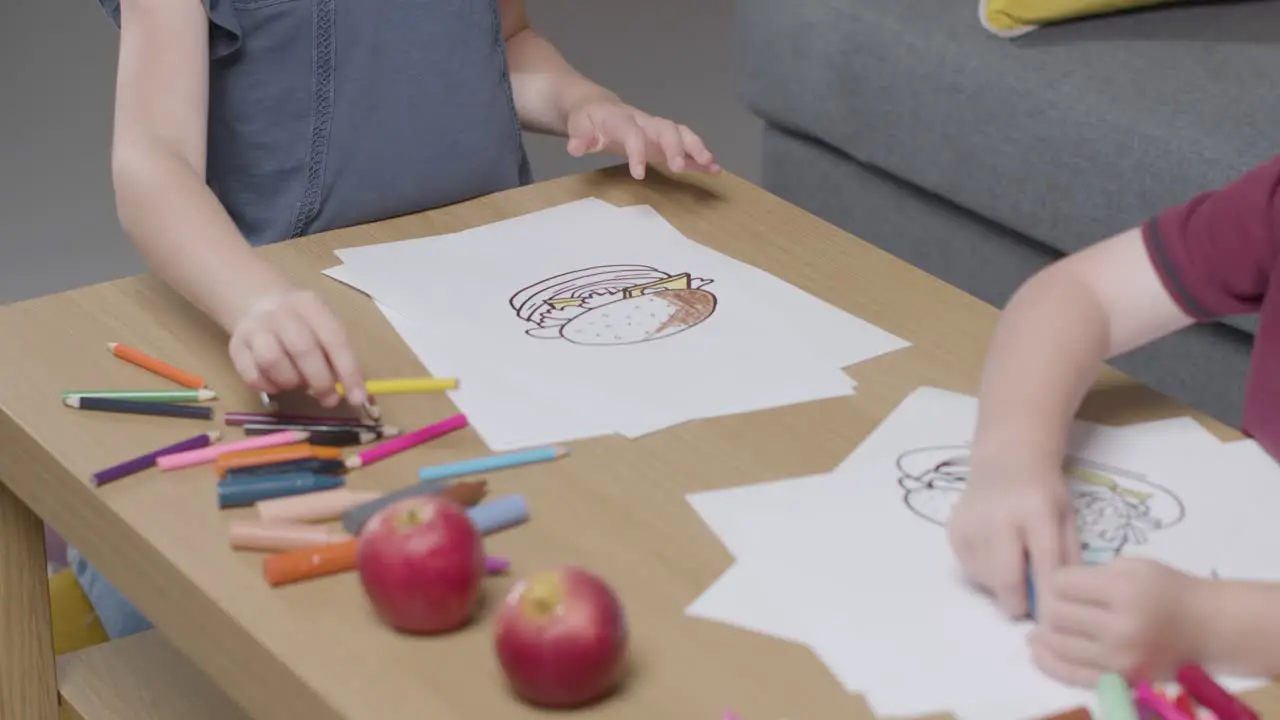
329, 198, 871, 442
684, 388, 1264, 719
1202, 439, 1280, 582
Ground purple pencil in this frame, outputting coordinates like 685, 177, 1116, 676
224, 412, 369, 427
93, 431, 221, 487
486, 556, 511, 574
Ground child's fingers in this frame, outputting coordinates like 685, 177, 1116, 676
990, 527, 1030, 618
1025, 509, 1066, 602
300, 302, 366, 406
677, 124, 715, 166
229, 336, 279, 393
1028, 629, 1107, 688
643, 117, 686, 172
274, 310, 340, 407
249, 331, 302, 391
620, 122, 648, 179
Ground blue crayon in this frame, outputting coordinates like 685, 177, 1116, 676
217, 472, 344, 509
468, 494, 528, 535
417, 445, 568, 483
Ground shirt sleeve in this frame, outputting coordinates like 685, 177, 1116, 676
1142, 154, 1280, 321
97, 0, 242, 61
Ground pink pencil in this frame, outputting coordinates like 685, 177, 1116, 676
157, 429, 309, 471
344, 414, 468, 469
1135, 683, 1192, 720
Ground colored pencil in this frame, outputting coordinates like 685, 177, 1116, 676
1095, 673, 1138, 720
107, 342, 206, 389
223, 458, 347, 481
240, 422, 397, 437
214, 443, 342, 477
336, 377, 459, 395
417, 445, 568, 483
1176, 665, 1259, 720
218, 472, 345, 508
63, 389, 217, 403
345, 414, 468, 470
63, 396, 214, 420
269, 491, 522, 587
92, 431, 220, 486
258, 391, 277, 411
341, 479, 489, 534
285, 428, 377, 448
228, 520, 352, 552
1134, 683, 1192, 720
256, 488, 382, 523
225, 412, 371, 427
157, 429, 308, 471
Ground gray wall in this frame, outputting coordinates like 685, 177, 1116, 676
0, 0, 760, 304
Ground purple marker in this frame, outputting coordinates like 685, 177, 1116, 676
93, 431, 220, 486
486, 556, 511, 574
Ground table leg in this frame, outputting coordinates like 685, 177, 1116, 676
0, 480, 59, 720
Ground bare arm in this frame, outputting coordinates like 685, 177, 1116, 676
112, 0, 293, 332
1195, 580, 1280, 677
971, 227, 1195, 465
498, 0, 618, 136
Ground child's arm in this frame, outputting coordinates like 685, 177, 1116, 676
111, 0, 365, 407
497, 0, 718, 178
1198, 579, 1280, 677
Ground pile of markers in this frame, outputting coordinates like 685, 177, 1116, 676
75, 342, 572, 589
1040, 666, 1258, 720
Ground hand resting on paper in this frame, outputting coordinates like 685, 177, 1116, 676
227, 289, 368, 409
946, 448, 1081, 619
565, 98, 721, 181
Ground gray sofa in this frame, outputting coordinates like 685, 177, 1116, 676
737, 0, 1280, 426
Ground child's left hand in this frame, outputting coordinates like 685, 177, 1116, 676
1029, 557, 1208, 687
565, 98, 721, 180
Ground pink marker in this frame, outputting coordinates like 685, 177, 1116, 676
1135, 683, 1193, 720
157, 429, 310, 471
344, 414, 468, 470
486, 556, 510, 574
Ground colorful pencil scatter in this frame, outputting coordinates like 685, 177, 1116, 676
1176, 665, 1258, 720
63, 389, 217, 403
240, 422, 397, 437
341, 479, 489, 535
63, 396, 214, 420
107, 342, 207, 389
336, 376, 459, 395
92, 431, 220, 487
157, 429, 308, 471
345, 413, 469, 470
1135, 683, 1192, 720
225, 412, 372, 427
416, 444, 569, 483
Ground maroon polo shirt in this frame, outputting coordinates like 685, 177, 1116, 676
1142, 155, 1280, 458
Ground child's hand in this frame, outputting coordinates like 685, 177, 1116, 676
565, 98, 721, 180
947, 451, 1080, 618
227, 289, 367, 409
1030, 558, 1206, 687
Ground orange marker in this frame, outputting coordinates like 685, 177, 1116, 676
215, 443, 343, 477
263, 538, 359, 587
107, 342, 206, 389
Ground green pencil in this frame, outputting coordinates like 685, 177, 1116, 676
61, 389, 217, 403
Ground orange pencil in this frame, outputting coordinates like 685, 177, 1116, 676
107, 342, 206, 389
215, 443, 343, 477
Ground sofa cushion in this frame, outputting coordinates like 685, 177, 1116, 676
739, 0, 1280, 270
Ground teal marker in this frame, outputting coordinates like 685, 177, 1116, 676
217, 472, 344, 508
417, 445, 569, 483
1095, 673, 1139, 720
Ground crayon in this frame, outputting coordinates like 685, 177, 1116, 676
217, 472, 345, 508
486, 556, 511, 574
1176, 665, 1259, 720
107, 342, 206, 389
92, 431, 220, 486
157, 430, 309, 471
226, 412, 373, 427
241, 422, 398, 437
1096, 673, 1139, 720
214, 443, 343, 477
265, 491, 523, 587
341, 479, 488, 534
417, 445, 568, 483
336, 377, 458, 395
228, 520, 352, 552
63, 389, 217, 403
1135, 683, 1192, 720
223, 457, 347, 482
345, 414, 468, 470
256, 488, 382, 523
63, 396, 214, 420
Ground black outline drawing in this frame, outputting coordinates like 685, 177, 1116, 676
895, 444, 1186, 564
508, 264, 717, 346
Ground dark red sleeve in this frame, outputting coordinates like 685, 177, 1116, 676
1142, 155, 1280, 321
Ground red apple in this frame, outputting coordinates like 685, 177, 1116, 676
356, 495, 485, 634
494, 566, 629, 708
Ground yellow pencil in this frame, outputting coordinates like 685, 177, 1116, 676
336, 377, 459, 395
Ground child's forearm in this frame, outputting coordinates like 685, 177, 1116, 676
502, 15, 617, 136
971, 268, 1111, 467
1195, 579, 1280, 677
112, 145, 293, 332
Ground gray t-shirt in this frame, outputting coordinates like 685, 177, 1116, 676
99, 0, 532, 246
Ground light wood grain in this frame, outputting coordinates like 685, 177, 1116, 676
57, 630, 249, 720
0, 166, 1270, 719
0, 481, 59, 720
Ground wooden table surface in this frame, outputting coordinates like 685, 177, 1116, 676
1, 168, 1276, 720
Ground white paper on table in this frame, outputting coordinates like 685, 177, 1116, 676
329, 199, 862, 439
1202, 439, 1280, 582
684, 562, 814, 646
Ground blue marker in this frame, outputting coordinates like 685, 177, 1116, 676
468, 494, 528, 535
417, 445, 569, 483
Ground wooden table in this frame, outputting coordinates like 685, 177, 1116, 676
1, 168, 1275, 720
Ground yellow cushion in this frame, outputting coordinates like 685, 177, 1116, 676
980, 0, 1175, 37
48, 568, 110, 656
